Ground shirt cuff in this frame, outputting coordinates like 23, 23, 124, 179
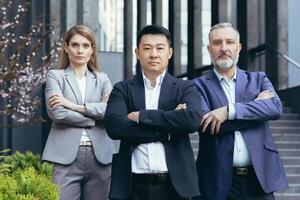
136, 112, 140, 124
228, 103, 236, 120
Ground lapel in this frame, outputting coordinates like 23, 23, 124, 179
130, 73, 146, 110
206, 70, 228, 106
64, 67, 83, 104
158, 72, 176, 109
235, 68, 246, 103
84, 70, 96, 103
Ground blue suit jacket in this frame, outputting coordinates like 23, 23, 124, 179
193, 69, 288, 200
105, 72, 202, 199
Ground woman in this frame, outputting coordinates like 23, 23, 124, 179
42, 25, 116, 200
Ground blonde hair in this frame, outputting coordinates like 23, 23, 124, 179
59, 25, 100, 71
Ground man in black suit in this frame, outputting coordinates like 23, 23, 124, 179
105, 24, 202, 200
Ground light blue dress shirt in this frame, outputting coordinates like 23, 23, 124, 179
213, 68, 252, 167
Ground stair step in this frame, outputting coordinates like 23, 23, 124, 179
282, 157, 300, 165
191, 141, 300, 149
273, 135, 300, 142
274, 193, 300, 200
270, 120, 300, 126
190, 133, 300, 141
191, 140, 300, 147
280, 113, 299, 120
284, 165, 300, 168
274, 196, 300, 200
271, 126, 300, 133
283, 107, 293, 113
273, 133, 300, 136
284, 166, 300, 174
276, 141, 300, 149
276, 141, 300, 144
287, 174, 300, 178
285, 176, 300, 184
276, 184, 300, 195
278, 149, 300, 157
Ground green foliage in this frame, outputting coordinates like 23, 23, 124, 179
0, 175, 18, 198
0, 150, 52, 176
0, 150, 59, 200
0, 167, 59, 200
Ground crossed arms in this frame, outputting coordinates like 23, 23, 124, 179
104, 81, 202, 144
197, 73, 282, 135
45, 70, 111, 127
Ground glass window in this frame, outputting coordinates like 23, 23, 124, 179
202, 0, 211, 66
181, 0, 188, 73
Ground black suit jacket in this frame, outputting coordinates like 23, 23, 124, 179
105, 72, 202, 199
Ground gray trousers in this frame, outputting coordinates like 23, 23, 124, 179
53, 146, 111, 200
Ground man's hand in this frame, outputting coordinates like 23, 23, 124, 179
200, 106, 228, 134
127, 111, 140, 122
175, 103, 187, 110
255, 90, 274, 100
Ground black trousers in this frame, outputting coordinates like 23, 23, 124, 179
226, 166, 275, 200
127, 173, 188, 200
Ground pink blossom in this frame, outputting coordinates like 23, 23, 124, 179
0, 0, 61, 125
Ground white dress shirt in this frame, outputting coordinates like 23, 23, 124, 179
131, 71, 168, 173
76, 76, 91, 143
213, 68, 252, 167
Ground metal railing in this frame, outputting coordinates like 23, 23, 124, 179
176, 65, 213, 79
248, 43, 300, 71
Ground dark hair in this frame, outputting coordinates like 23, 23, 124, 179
136, 24, 172, 47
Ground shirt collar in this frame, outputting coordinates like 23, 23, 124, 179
213, 67, 237, 82
142, 70, 166, 88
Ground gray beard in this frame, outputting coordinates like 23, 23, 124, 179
212, 54, 239, 69
216, 59, 234, 69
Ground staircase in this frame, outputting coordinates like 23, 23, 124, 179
190, 106, 300, 200
272, 107, 300, 200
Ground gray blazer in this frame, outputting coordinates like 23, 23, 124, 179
42, 67, 116, 165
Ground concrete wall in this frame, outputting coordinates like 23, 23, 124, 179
99, 52, 124, 85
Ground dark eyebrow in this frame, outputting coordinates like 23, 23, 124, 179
69, 41, 91, 45
142, 43, 166, 46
